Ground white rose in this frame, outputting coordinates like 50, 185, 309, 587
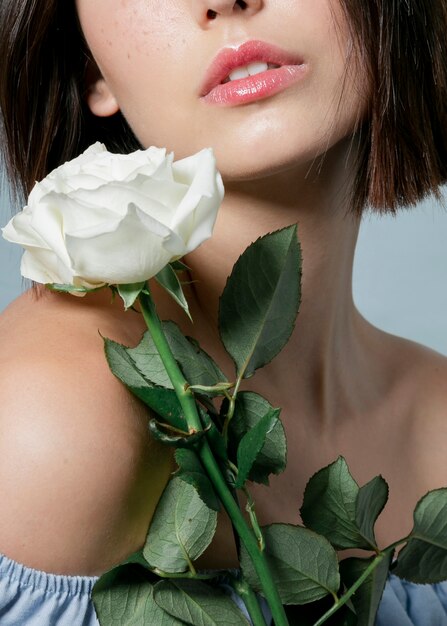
2, 143, 224, 290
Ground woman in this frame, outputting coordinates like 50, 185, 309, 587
0, 0, 446, 624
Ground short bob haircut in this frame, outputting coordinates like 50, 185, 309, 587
0, 0, 446, 214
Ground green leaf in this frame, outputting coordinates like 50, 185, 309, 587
235, 409, 279, 488
156, 264, 192, 321
175, 449, 221, 512
241, 523, 340, 605
228, 392, 286, 485
170, 259, 190, 273
219, 225, 301, 378
162, 321, 228, 395
117, 282, 146, 310
300, 457, 376, 550
93, 562, 185, 625
355, 476, 389, 549
127, 331, 173, 389
340, 554, 392, 626
121, 319, 227, 397
154, 579, 250, 625
394, 488, 447, 583
104, 337, 186, 429
134, 387, 185, 429
144, 478, 217, 573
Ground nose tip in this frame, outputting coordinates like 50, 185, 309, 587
193, 0, 262, 26
207, 1, 246, 17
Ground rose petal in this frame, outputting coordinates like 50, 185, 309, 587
170, 148, 224, 252
21, 248, 74, 285
28, 204, 74, 269
2, 207, 50, 250
65, 203, 183, 284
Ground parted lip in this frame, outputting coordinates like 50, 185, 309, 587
199, 40, 305, 97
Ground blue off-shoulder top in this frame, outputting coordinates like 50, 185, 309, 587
1, 551, 447, 625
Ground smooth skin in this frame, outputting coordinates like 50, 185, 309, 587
1, 0, 446, 575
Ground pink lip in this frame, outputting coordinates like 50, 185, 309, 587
199, 40, 307, 106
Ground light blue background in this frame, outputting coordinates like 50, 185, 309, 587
1, 183, 446, 356
353, 194, 447, 356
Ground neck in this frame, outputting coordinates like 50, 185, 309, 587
158, 142, 386, 429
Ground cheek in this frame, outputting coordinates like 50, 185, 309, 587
76, 4, 172, 105
309, 4, 370, 138
78, 3, 196, 150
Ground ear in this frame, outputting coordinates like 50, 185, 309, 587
86, 78, 120, 117
84, 60, 120, 118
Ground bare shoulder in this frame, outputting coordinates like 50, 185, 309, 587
399, 337, 447, 418
0, 290, 172, 576
390, 335, 447, 491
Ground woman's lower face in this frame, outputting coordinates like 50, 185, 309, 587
76, 0, 369, 181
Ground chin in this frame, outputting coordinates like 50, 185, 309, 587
214, 138, 338, 184
214, 112, 362, 185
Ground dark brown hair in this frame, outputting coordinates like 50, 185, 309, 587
340, 0, 447, 212
0, 0, 446, 213
0, 0, 140, 200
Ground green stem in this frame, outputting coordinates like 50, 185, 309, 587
312, 553, 386, 626
139, 292, 289, 626
243, 487, 265, 551
199, 443, 288, 625
222, 376, 243, 442
139, 293, 199, 418
230, 575, 269, 626
182, 543, 197, 577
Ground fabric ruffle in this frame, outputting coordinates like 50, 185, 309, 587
0, 552, 99, 625
2, 551, 447, 625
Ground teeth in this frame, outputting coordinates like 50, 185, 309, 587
246, 61, 269, 76
226, 61, 274, 83
228, 66, 251, 81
